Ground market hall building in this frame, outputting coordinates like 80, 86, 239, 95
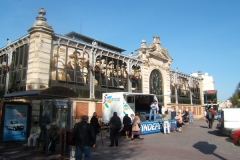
0, 8, 203, 141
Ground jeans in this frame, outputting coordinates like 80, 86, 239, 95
163, 121, 170, 134
110, 127, 120, 146
189, 117, 193, 124
208, 119, 213, 129
76, 145, 91, 160
149, 109, 157, 121
28, 134, 39, 147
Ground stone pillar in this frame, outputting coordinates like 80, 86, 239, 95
141, 65, 150, 94
26, 8, 54, 90
164, 69, 171, 106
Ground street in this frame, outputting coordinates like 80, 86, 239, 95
0, 119, 239, 160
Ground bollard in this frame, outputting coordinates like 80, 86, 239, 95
61, 128, 65, 157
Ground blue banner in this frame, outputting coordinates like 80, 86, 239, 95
140, 119, 177, 135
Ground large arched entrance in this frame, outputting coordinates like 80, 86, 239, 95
149, 69, 164, 105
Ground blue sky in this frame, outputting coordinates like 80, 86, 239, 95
1, 0, 239, 102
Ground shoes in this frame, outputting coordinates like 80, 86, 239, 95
31, 146, 35, 150
26, 147, 31, 150
115, 145, 118, 147
131, 138, 134, 140
108, 145, 114, 147
48, 151, 53, 155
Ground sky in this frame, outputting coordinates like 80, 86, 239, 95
0, 0, 239, 102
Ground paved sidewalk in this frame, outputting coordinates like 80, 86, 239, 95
0, 119, 240, 160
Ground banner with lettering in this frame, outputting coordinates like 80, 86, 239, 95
140, 119, 177, 134
140, 121, 162, 134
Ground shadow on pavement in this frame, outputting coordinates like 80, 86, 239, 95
199, 126, 208, 128
193, 141, 227, 160
208, 130, 224, 137
225, 137, 240, 147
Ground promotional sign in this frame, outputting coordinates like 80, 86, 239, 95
2, 103, 29, 141
140, 119, 177, 135
140, 120, 162, 134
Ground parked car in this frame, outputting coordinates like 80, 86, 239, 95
6, 119, 24, 130
230, 128, 240, 145
214, 112, 221, 120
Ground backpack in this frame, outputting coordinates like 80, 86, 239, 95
207, 111, 213, 120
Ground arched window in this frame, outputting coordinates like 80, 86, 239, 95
149, 70, 163, 95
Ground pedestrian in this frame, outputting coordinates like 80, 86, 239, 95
130, 114, 135, 123
71, 115, 96, 160
206, 108, 214, 129
47, 122, 61, 155
171, 108, 176, 120
123, 114, 132, 139
189, 109, 194, 124
131, 112, 144, 140
162, 112, 170, 134
27, 121, 41, 150
175, 112, 183, 133
109, 112, 121, 147
90, 112, 101, 138
149, 100, 159, 121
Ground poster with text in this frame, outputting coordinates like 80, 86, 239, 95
2, 104, 28, 141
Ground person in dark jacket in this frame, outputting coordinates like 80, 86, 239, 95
71, 115, 96, 160
90, 112, 101, 137
109, 112, 121, 147
171, 108, 177, 120
206, 108, 214, 129
123, 114, 132, 139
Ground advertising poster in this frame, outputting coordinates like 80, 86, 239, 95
2, 103, 29, 141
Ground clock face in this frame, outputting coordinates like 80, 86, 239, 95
149, 70, 162, 95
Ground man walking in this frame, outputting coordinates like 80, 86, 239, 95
71, 115, 96, 160
149, 100, 159, 121
189, 109, 194, 124
109, 112, 121, 147
206, 108, 214, 129
123, 114, 132, 139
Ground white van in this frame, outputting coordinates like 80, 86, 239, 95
102, 92, 159, 124
217, 108, 240, 136
6, 119, 24, 130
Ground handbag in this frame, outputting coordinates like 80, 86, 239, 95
70, 146, 76, 160
138, 123, 141, 128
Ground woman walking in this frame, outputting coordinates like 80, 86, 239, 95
131, 112, 144, 140
175, 112, 183, 133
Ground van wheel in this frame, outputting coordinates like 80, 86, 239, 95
238, 137, 240, 145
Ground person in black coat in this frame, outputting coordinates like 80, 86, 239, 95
90, 112, 101, 137
109, 112, 121, 147
123, 114, 132, 139
71, 115, 96, 160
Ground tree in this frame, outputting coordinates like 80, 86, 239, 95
230, 82, 240, 108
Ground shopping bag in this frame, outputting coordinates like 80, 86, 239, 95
70, 146, 76, 160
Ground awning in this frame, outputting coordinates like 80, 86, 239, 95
3, 86, 78, 99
